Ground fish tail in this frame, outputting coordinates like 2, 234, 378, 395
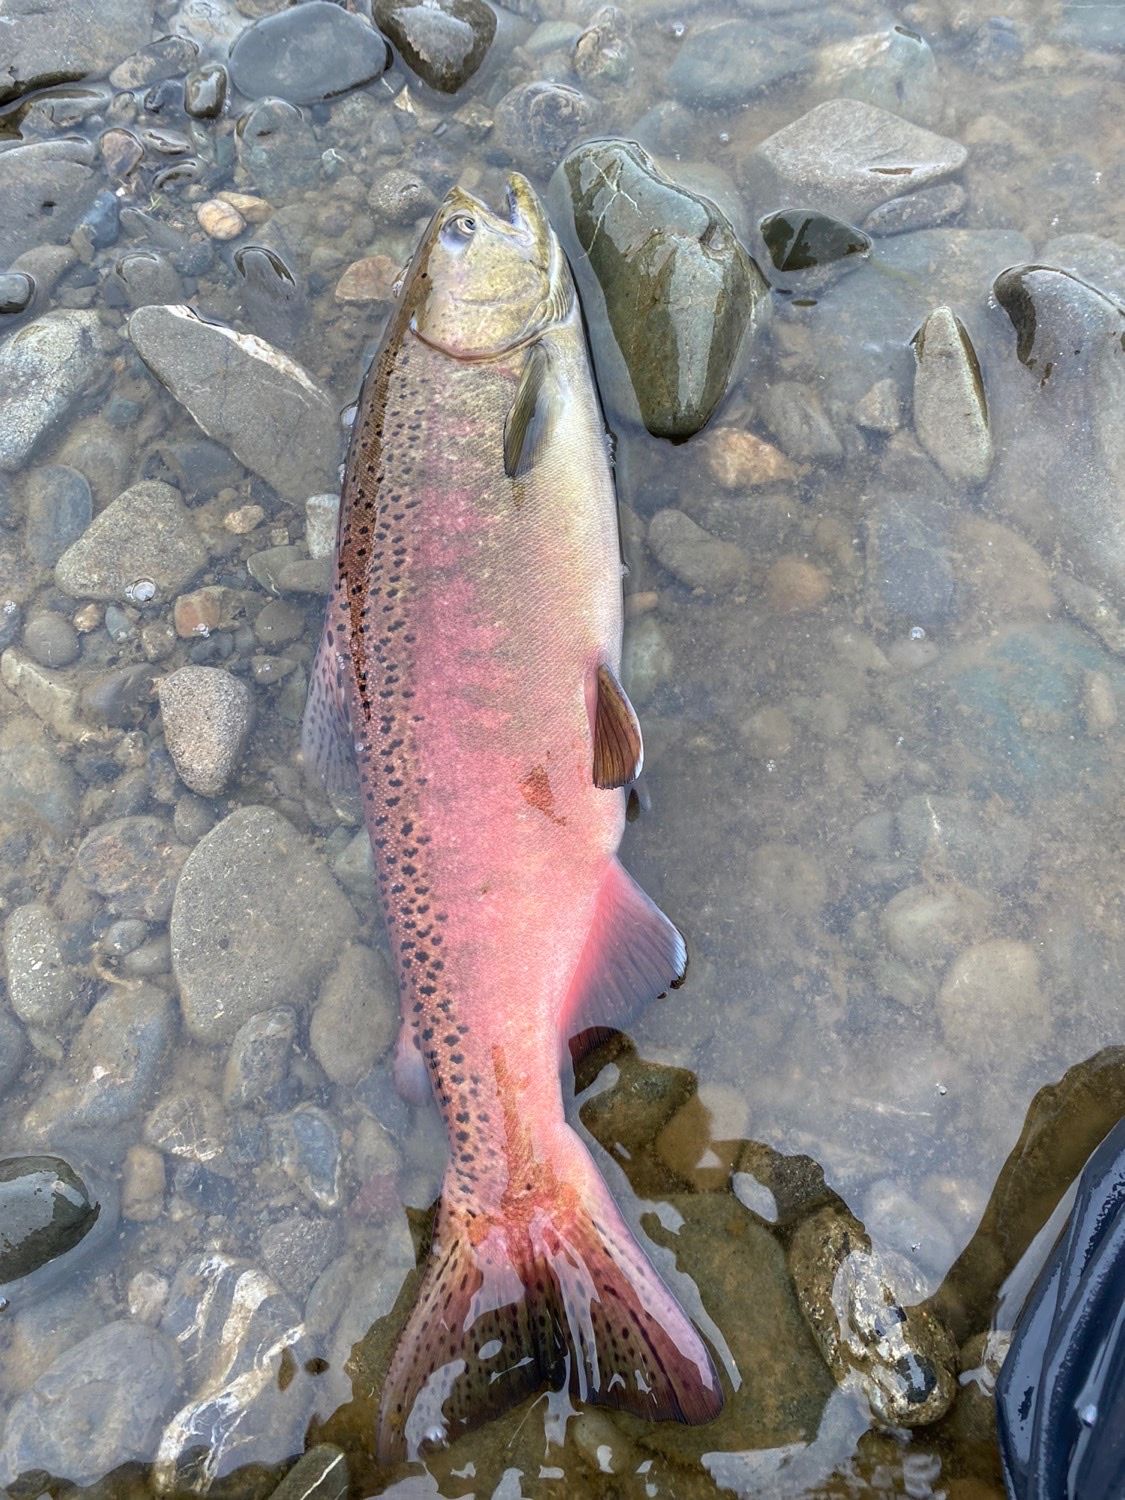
376, 1133, 723, 1464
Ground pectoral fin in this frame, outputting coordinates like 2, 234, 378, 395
504, 342, 554, 479
593, 662, 643, 789
301, 584, 359, 799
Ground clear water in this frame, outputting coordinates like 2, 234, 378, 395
0, 1, 1123, 1497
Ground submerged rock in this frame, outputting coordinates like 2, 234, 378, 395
157, 665, 254, 796
493, 81, 593, 172
911, 306, 992, 486
3, 903, 81, 1028
789, 1205, 958, 1427
0, 141, 98, 263
0, 0, 156, 105
0, 1321, 182, 1488
667, 19, 807, 106
55, 480, 207, 602
374, 0, 496, 93
229, 2, 389, 104
0, 1156, 100, 1288
171, 806, 357, 1042
0, 310, 104, 472
743, 98, 966, 223
128, 305, 338, 501
555, 139, 768, 438
24, 465, 93, 568
814, 25, 942, 128
759, 209, 870, 274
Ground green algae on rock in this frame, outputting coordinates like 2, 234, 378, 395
553, 139, 768, 439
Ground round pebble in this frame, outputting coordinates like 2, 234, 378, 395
764, 556, 831, 613
22, 612, 79, 668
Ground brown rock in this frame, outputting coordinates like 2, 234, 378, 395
334, 254, 398, 303
764, 555, 831, 613
703, 427, 799, 489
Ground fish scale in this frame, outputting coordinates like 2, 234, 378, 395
303, 173, 722, 1464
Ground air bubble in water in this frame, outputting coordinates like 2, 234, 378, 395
910, 625, 926, 640
126, 578, 156, 604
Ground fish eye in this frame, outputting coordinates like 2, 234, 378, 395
444, 212, 477, 243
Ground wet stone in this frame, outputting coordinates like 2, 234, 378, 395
259, 1210, 342, 1300
788, 1204, 957, 1427
235, 97, 321, 198
815, 26, 942, 128
0, 310, 104, 473
109, 34, 199, 89
81, 663, 156, 728
366, 168, 439, 227
0, 272, 35, 315
55, 480, 207, 603
0, 1155, 100, 1288
938, 938, 1049, 1069
24, 465, 92, 568
75, 816, 189, 922
649, 509, 748, 593
253, 599, 304, 647
0, 1010, 27, 1095
374, 0, 496, 93
310, 942, 397, 1086
894, 794, 1032, 887
223, 1006, 296, 1111
114, 248, 185, 308
864, 182, 966, 236
668, 19, 807, 106
0, 0, 156, 106
266, 1104, 341, 1209
185, 62, 228, 118
556, 139, 768, 439
493, 81, 594, 173
144, 1088, 228, 1167
912, 307, 992, 487
23, 983, 174, 1137
993, 263, 1124, 387
157, 665, 254, 797
269, 1445, 349, 1500
230, 2, 389, 104
3, 903, 81, 1028
128, 305, 338, 502
171, 805, 357, 1042
0, 141, 98, 264
760, 210, 870, 274
155, 1253, 311, 1495
573, 6, 631, 86
757, 380, 842, 460
0, 719, 78, 839
234, 245, 306, 349
21, 611, 79, 668
865, 496, 956, 629
0, 1321, 182, 1489
743, 98, 967, 223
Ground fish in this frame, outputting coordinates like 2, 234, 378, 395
302, 172, 723, 1463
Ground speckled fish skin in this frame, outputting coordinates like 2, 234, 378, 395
304, 175, 722, 1464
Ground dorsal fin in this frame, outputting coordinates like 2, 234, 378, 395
503, 342, 554, 479
593, 662, 643, 789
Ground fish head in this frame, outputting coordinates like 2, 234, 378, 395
407, 174, 571, 358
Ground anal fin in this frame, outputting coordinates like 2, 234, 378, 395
300, 585, 359, 799
562, 858, 687, 1063
593, 663, 643, 789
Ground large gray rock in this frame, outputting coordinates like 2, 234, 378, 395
157, 665, 254, 796
0, 1321, 182, 1487
742, 98, 967, 223
55, 480, 207, 603
553, 139, 768, 438
0, 1155, 101, 1288
128, 305, 338, 501
0, 311, 104, 472
22, 984, 175, 1137
0, 140, 98, 262
229, 1, 388, 104
0, 0, 157, 105
171, 806, 357, 1042
374, 0, 495, 93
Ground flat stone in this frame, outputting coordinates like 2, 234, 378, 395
648, 508, 748, 592
55, 480, 207, 603
0, 141, 99, 263
668, 19, 807, 106
310, 942, 397, 1086
911, 306, 992, 486
171, 806, 357, 1042
0, 310, 103, 472
0, 718, 78, 839
22, 611, 80, 668
0, 0, 157, 105
743, 98, 967, 223
0, 1322, 182, 1488
815, 26, 942, 127
374, 0, 496, 93
230, 1, 389, 104
863, 182, 966, 236
75, 816, 189, 922
158, 665, 254, 796
223, 1006, 296, 1111
22, 983, 174, 1136
24, 465, 93, 568
128, 305, 338, 502
554, 139, 768, 438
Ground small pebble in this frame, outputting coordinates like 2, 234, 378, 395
702, 427, 799, 489
224, 503, 265, 534
764, 556, 831, 613
217, 191, 271, 225
22, 613, 79, 668
197, 199, 246, 241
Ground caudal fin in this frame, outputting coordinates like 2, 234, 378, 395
376, 1134, 723, 1464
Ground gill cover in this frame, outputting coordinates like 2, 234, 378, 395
410, 174, 572, 358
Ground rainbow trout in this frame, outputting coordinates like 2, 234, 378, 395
303, 174, 722, 1462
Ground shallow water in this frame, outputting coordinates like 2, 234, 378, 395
0, 0, 1123, 1496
